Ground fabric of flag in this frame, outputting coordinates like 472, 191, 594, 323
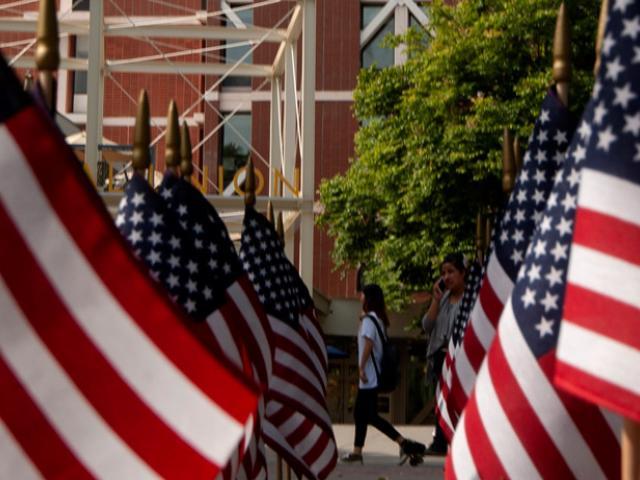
555, 1, 640, 424
0, 54, 259, 479
435, 260, 483, 439
446, 73, 623, 480
156, 174, 277, 479
447, 88, 573, 424
240, 205, 337, 480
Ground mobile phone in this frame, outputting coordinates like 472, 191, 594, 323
438, 278, 446, 292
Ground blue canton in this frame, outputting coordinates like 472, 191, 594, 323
494, 89, 574, 281
451, 260, 483, 348
512, 1, 640, 357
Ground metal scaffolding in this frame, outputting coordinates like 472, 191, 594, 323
0, 0, 316, 290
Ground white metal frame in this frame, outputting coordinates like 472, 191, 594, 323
0, 0, 317, 290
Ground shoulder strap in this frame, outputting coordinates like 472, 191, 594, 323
364, 315, 386, 379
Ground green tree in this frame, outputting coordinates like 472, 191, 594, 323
318, 0, 599, 310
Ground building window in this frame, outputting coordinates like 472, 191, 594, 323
223, 3, 253, 88
360, 1, 429, 68
361, 5, 394, 69
220, 112, 252, 189
72, 0, 90, 11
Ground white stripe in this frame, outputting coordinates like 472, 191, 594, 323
486, 254, 515, 304
578, 168, 640, 227
0, 280, 158, 479
436, 386, 453, 433
0, 126, 244, 465
270, 377, 332, 429
568, 245, 640, 310
206, 311, 243, 368
450, 412, 479, 480
228, 282, 273, 376
468, 297, 496, 350
278, 409, 305, 437
309, 438, 336, 477
500, 300, 607, 479
453, 346, 477, 397
274, 349, 323, 397
557, 322, 640, 397
474, 338, 540, 480
602, 408, 623, 442
293, 423, 321, 458
0, 419, 42, 480
271, 316, 326, 388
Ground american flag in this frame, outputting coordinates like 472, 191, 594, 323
555, 1, 640, 425
0, 54, 259, 478
155, 173, 277, 479
447, 88, 573, 424
240, 205, 337, 480
446, 62, 623, 480
434, 260, 483, 439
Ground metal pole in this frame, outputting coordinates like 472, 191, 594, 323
282, 41, 298, 260
299, 0, 315, 292
85, 0, 105, 186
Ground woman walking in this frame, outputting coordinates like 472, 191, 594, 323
342, 284, 425, 463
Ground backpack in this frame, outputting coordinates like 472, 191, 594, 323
367, 315, 399, 393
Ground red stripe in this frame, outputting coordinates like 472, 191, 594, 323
302, 309, 328, 370
563, 283, 640, 351
272, 356, 325, 405
462, 392, 509, 479
6, 107, 259, 420
544, 364, 621, 479
0, 358, 92, 479
267, 387, 332, 432
272, 329, 325, 395
489, 339, 573, 479
556, 361, 640, 424
573, 207, 640, 267
0, 205, 218, 477
262, 428, 315, 480
477, 277, 505, 328
286, 416, 314, 447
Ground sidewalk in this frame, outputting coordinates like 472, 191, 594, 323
266, 424, 445, 480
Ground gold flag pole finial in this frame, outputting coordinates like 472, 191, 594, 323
276, 212, 285, 246
244, 157, 256, 206
513, 135, 523, 174
266, 201, 275, 225
132, 90, 150, 175
553, 2, 571, 107
165, 100, 180, 172
36, 0, 60, 112
502, 128, 516, 194
23, 71, 34, 91
594, 0, 609, 74
179, 122, 193, 179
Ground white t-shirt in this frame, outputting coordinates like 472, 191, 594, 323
358, 312, 385, 390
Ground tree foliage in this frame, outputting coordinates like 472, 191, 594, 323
317, 0, 600, 310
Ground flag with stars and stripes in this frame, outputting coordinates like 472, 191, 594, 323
446, 87, 573, 426
0, 53, 259, 479
434, 260, 483, 439
156, 173, 277, 480
446, 53, 624, 480
555, 1, 640, 424
240, 205, 337, 480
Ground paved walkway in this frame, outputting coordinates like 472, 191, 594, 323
266, 424, 445, 479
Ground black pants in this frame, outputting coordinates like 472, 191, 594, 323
353, 388, 401, 448
430, 350, 448, 450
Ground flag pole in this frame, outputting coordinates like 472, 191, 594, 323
513, 136, 522, 174
277, 212, 285, 246
594, 0, 609, 75
623, 419, 640, 480
475, 211, 486, 264
179, 121, 194, 181
35, 0, 59, 114
266, 200, 275, 224
244, 157, 256, 207
165, 100, 181, 178
132, 90, 150, 177
23, 70, 34, 91
501, 128, 515, 196
552, 2, 570, 107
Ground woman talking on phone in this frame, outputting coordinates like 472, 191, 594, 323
422, 252, 467, 455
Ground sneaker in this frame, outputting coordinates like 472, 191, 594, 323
424, 443, 447, 456
340, 452, 363, 464
401, 439, 426, 456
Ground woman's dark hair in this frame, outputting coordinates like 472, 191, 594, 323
441, 252, 467, 274
361, 283, 389, 327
